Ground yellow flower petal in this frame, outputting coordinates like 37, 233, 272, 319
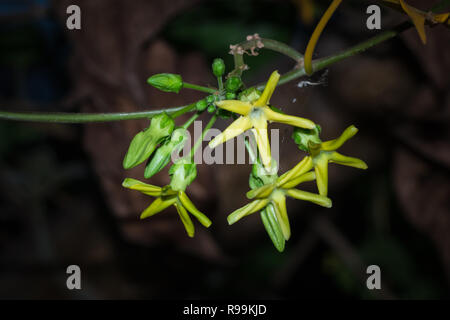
122, 178, 162, 196
140, 195, 177, 219
209, 116, 252, 149
246, 184, 275, 199
329, 152, 368, 169
280, 171, 316, 189
174, 202, 195, 238
285, 189, 332, 208
314, 156, 329, 196
215, 100, 253, 115
227, 198, 270, 225
178, 191, 211, 227
320, 125, 358, 151
254, 71, 280, 107
272, 191, 291, 240
277, 156, 313, 187
263, 107, 316, 129
399, 0, 427, 44
252, 119, 272, 170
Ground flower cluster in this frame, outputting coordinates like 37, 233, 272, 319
122, 54, 367, 251
208, 70, 367, 251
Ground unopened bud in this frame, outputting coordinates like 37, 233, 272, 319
147, 73, 183, 93
212, 58, 225, 77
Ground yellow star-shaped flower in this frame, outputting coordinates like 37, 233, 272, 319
122, 178, 211, 237
209, 70, 316, 169
227, 163, 331, 241
292, 125, 368, 197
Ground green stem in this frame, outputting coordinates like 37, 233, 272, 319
170, 103, 196, 118
217, 76, 224, 91
181, 112, 200, 129
255, 21, 411, 90
182, 82, 217, 94
0, 104, 196, 124
189, 113, 218, 160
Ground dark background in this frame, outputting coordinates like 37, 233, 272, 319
0, 0, 449, 299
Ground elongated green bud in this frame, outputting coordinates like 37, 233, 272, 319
123, 112, 174, 169
144, 128, 188, 179
169, 158, 197, 192
212, 58, 225, 77
147, 73, 183, 93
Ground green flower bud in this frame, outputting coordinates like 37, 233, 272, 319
212, 58, 225, 77
292, 125, 322, 152
245, 137, 278, 189
169, 158, 197, 192
225, 76, 242, 93
249, 159, 278, 190
196, 99, 208, 112
207, 105, 216, 113
147, 73, 183, 93
225, 92, 236, 100
144, 128, 189, 179
261, 205, 285, 252
123, 112, 175, 169
206, 95, 215, 104
238, 87, 262, 103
